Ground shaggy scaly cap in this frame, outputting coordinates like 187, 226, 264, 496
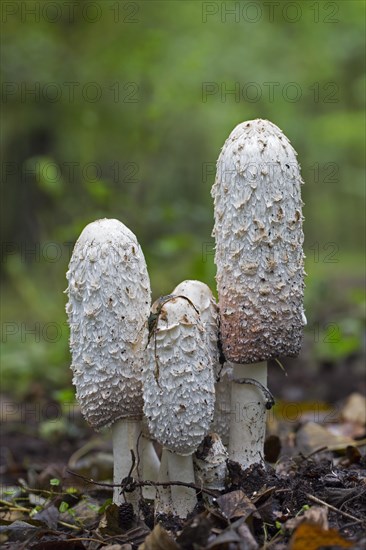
143, 296, 215, 455
66, 218, 151, 430
212, 119, 305, 363
172, 280, 221, 380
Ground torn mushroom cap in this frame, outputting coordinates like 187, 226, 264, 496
212, 119, 306, 364
173, 280, 221, 380
143, 296, 215, 456
66, 218, 151, 430
194, 433, 228, 491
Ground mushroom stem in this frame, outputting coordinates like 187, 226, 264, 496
166, 450, 196, 519
229, 362, 268, 469
155, 447, 172, 517
112, 418, 141, 509
139, 435, 160, 500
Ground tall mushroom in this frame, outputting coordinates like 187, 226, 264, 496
212, 119, 305, 468
66, 218, 151, 508
143, 295, 215, 518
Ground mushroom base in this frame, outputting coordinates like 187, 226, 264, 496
167, 450, 197, 519
139, 436, 160, 500
112, 419, 141, 510
155, 448, 172, 517
228, 362, 268, 469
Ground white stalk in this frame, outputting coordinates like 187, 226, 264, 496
229, 362, 267, 469
112, 418, 141, 510
155, 447, 172, 517
167, 450, 196, 519
139, 435, 160, 500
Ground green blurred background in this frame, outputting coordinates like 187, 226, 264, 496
1, 0, 365, 399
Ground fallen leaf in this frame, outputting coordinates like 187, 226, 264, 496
237, 522, 259, 549
138, 524, 180, 550
285, 505, 328, 531
176, 514, 212, 548
296, 422, 355, 454
99, 503, 124, 535
217, 490, 257, 521
290, 522, 353, 549
34, 504, 59, 529
206, 528, 241, 548
341, 393, 366, 425
0, 520, 38, 542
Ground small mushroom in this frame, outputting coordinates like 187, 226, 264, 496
143, 295, 215, 518
173, 280, 232, 444
194, 432, 228, 496
66, 218, 151, 508
212, 120, 305, 468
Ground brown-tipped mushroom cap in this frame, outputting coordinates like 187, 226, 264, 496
212, 119, 305, 363
66, 218, 151, 430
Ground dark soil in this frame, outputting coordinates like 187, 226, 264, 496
1, 363, 365, 548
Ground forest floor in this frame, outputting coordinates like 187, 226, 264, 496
1, 357, 365, 550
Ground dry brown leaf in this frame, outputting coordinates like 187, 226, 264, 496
206, 528, 241, 548
296, 422, 355, 454
217, 490, 257, 521
285, 505, 328, 531
237, 522, 259, 549
341, 393, 366, 425
290, 522, 353, 549
138, 524, 180, 550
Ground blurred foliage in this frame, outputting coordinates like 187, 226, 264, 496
0, 0, 365, 396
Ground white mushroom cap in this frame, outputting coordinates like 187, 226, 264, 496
194, 433, 228, 491
143, 296, 215, 455
66, 218, 151, 430
212, 119, 305, 363
172, 280, 221, 380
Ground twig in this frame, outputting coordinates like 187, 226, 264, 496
340, 487, 366, 510
66, 468, 218, 497
0, 499, 30, 513
58, 520, 81, 530
300, 446, 328, 460
305, 493, 364, 524
233, 377, 275, 409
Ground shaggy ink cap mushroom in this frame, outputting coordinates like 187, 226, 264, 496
143, 294, 216, 517
66, 218, 151, 428
173, 280, 221, 380
212, 119, 305, 364
143, 295, 215, 455
212, 120, 305, 469
172, 280, 232, 444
